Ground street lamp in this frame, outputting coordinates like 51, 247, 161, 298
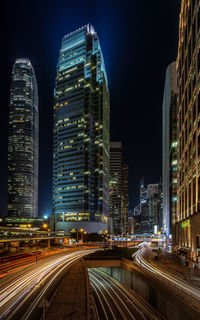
83, 231, 87, 243
80, 228, 84, 243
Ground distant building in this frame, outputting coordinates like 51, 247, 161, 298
134, 182, 162, 234
162, 62, 177, 240
0, 216, 48, 231
148, 184, 163, 233
122, 163, 129, 233
53, 25, 110, 234
8, 59, 39, 217
128, 216, 134, 234
109, 142, 123, 234
176, 1, 200, 259
109, 142, 128, 234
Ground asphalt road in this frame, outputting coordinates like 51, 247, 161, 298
89, 268, 166, 320
0, 249, 97, 320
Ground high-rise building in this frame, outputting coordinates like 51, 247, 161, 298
134, 182, 163, 234
109, 142, 128, 234
122, 163, 129, 233
53, 25, 110, 234
8, 59, 39, 217
148, 184, 163, 233
109, 142, 123, 234
176, 0, 200, 259
162, 62, 177, 240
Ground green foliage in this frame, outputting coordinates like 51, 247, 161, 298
85, 233, 105, 242
70, 232, 105, 242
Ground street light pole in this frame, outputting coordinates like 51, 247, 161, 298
83, 231, 87, 243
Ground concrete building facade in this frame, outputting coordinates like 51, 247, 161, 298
176, 0, 200, 259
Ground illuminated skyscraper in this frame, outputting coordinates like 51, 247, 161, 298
109, 142, 128, 235
8, 59, 39, 217
162, 62, 177, 239
109, 142, 123, 234
176, 0, 200, 258
122, 163, 129, 233
53, 25, 110, 233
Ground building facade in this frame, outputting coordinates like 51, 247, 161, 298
176, 0, 200, 259
109, 142, 123, 234
148, 184, 163, 233
122, 163, 129, 233
134, 182, 163, 234
162, 62, 177, 239
8, 59, 39, 217
109, 142, 128, 235
53, 25, 110, 234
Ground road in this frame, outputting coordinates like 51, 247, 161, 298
134, 247, 200, 301
0, 249, 97, 320
0, 248, 82, 278
89, 268, 166, 320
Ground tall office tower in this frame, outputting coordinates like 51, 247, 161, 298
148, 184, 163, 232
122, 163, 129, 233
134, 182, 162, 234
109, 142, 128, 234
8, 59, 39, 217
162, 62, 177, 240
109, 142, 123, 234
177, 0, 200, 259
53, 25, 110, 234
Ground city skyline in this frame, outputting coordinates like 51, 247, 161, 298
0, 0, 180, 215
0, 2, 200, 320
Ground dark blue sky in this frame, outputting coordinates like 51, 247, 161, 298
0, 0, 180, 215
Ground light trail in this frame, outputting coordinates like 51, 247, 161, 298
90, 272, 128, 320
90, 270, 136, 320
135, 247, 200, 301
89, 269, 163, 320
0, 249, 97, 319
92, 269, 166, 320
0, 256, 35, 274
90, 279, 111, 320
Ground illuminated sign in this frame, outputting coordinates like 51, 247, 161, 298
181, 219, 190, 228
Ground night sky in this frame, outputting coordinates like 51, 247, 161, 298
0, 0, 180, 216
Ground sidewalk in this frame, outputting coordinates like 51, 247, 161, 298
143, 249, 200, 289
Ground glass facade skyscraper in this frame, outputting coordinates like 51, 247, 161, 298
109, 142, 123, 235
109, 142, 129, 235
8, 59, 39, 217
53, 25, 110, 233
162, 62, 177, 239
